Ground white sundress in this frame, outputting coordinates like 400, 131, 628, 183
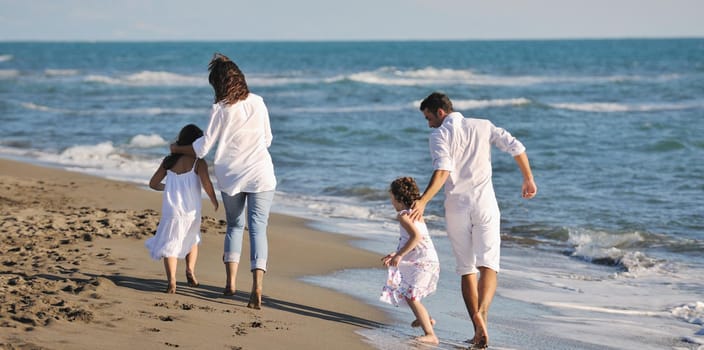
145, 159, 203, 260
380, 209, 440, 306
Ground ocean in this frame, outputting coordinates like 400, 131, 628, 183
1, 39, 703, 349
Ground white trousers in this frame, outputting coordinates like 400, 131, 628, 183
444, 194, 501, 275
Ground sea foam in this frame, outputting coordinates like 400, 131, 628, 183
550, 101, 703, 113
44, 69, 80, 77
84, 71, 205, 87
128, 134, 167, 148
34, 142, 158, 184
343, 67, 683, 87
0, 69, 19, 79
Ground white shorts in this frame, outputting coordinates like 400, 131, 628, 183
444, 196, 501, 275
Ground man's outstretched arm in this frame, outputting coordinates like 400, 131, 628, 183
514, 152, 537, 199
410, 169, 450, 221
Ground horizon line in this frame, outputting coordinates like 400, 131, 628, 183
1, 35, 703, 44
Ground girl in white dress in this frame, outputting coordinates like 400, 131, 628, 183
145, 124, 218, 294
381, 176, 440, 344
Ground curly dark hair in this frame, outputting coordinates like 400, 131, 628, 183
389, 177, 421, 208
208, 53, 249, 105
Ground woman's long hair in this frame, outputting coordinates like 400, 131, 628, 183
208, 53, 249, 105
163, 124, 203, 170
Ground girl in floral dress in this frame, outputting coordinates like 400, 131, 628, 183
381, 176, 440, 345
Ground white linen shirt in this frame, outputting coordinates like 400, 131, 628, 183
430, 112, 525, 203
192, 93, 276, 195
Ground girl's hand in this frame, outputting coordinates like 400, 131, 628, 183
382, 252, 403, 267
381, 252, 396, 267
389, 254, 403, 267
211, 199, 219, 211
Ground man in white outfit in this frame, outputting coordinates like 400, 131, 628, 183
410, 92, 537, 348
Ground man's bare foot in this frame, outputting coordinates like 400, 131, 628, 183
414, 334, 439, 345
411, 318, 436, 328
165, 283, 176, 294
246, 290, 262, 309
471, 314, 489, 349
186, 270, 199, 287
470, 337, 488, 349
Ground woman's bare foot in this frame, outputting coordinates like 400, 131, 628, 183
165, 283, 176, 294
185, 270, 199, 287
246, 290, 262, 309
411, 318, 436, 328
414, 334, 439, 345
223, 286, 236, 296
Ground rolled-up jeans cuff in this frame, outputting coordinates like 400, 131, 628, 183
223, 252, 241, 263
251, 259, 267, 272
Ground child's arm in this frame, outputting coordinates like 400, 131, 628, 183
149, 159, 167, 191
196, 158, 219, 211
383, 212, 422, 267
170, 144, 196, 156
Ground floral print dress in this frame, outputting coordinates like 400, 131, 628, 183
380, 209, 440, 306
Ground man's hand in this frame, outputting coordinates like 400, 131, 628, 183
409, 200, 426, 222
522, 178, 537, 199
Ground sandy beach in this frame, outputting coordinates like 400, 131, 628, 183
0, 158, 389, 349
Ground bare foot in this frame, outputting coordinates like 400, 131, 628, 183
411, 318, 436, 328
470, 338, 488, 350
247, 290, 262, 309
471, 314, 489, 349
222, 286, 236, 296
165, 283, 176, 294
185, 270, 199, 287
414, 334, 439, 345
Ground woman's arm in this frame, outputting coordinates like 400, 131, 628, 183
196, 159, 219, 211
194, 104, 225, 158
260, 99, 273, 148
170, 144, 195, 156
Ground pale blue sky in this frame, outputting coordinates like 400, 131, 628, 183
1, 0, 702, 41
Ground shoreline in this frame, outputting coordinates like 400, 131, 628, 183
0, 157, 389, 349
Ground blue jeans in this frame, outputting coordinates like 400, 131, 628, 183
221, 190, 275, 271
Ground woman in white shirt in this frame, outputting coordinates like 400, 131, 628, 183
171, 53, 276, 309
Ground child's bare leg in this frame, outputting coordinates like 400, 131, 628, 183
185, 244, 199, 287
163, 257, 177, 293
405, 297, 438, 344
411, 318, 436, 328
223, 261, 238, 295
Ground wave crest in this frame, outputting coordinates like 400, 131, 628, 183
550, 101, 703, 113
128, 134, 167, 148
567, 228, 673, 275
45, 69, 80, 77
452, 98, 532, 110
0, 69, 20, 79
671, 302, 704, 326
84, 71, 205, 87
342, 67, 681, 87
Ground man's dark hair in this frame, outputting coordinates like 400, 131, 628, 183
419, 92, 453, 114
